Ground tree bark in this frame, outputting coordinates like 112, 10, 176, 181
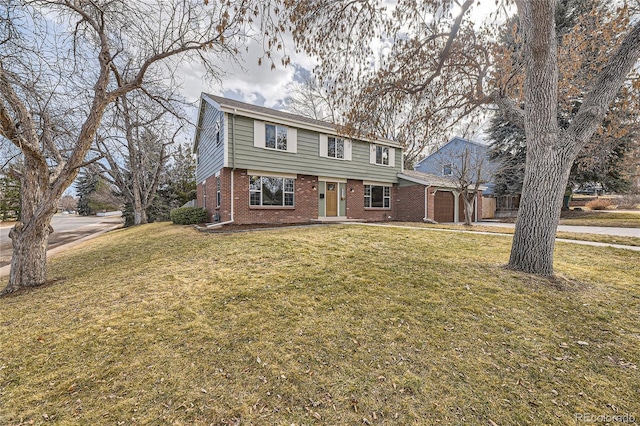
4, 220, 54, 295
509, 144, 573, 276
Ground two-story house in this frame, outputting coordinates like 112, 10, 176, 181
193, 94, 404, 225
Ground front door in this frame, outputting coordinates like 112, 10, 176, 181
326, 183, 338, 216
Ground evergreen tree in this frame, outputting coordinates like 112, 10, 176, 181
0, 173, 21, 221
75, 167, 99, 216
488, 0, 636, 197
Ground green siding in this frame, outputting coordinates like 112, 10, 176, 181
339, 183, 346, 216
318, 182, 326, 217
228, 115, 400, 182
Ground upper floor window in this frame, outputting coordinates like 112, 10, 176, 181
443, 163, 452, 175
319, 134, 351, 160
265, 124, 288, 151
376, 146, 389, 165
328, 137, 344, 159
250, 175, 295, 207
254, 121, 297, 153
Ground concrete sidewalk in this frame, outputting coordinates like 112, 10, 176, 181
476, 221, 639, 238
347, 222, 640, 252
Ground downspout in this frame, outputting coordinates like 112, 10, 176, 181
423, 186, 429, 222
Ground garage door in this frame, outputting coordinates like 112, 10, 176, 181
434, 191, 454, 223
458, 195, 475, 222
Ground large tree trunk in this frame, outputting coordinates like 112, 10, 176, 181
508, 2, 640, 277
4, 220, 53, 295
508, 0, 560, 276
509, 145, 573, 276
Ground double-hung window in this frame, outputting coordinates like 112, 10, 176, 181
250, 176, 295, 207
265, 124, 288, 151
327, 137, 344, 159
376, 145, 389, 165
364, 185, 391, 208
443, 163, 452, 175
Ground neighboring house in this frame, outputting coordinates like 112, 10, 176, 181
192, 94, 484, 225
414, 137, 517, 218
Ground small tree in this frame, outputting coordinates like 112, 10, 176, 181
435, 144, 489, 226
0, 172, 20, 221
59, 195, 77, 212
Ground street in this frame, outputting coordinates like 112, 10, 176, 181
0, 213, 123, 268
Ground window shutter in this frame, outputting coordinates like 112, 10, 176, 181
344, 139, 352, 161
254, 120, 265, 148
389, 147, 395, 167
287, 127, 297, 153
370, 144, 376, 164
319, 134, 328, 157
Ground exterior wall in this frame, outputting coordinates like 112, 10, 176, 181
395, 184, 427, 222
195, 100, 225, 183
228, 115, 400, 183
346, 179, 395, 222
231, 169, 318, 224
198, 168, 404, 225
414, 137, 496, 195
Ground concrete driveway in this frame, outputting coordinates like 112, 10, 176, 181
0, 213, 123, 275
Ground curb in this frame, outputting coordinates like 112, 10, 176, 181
0, 224, 123, 278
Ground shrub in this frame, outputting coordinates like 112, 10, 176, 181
585, 198, 612, 210
616, 194, 640, 210
170, 206, 208, 225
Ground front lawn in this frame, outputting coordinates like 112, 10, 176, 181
1, 223, 638, 425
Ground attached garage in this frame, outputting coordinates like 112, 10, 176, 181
396, 170, 485, 224
434, 191, 455, 223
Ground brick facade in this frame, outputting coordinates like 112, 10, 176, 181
395, 185, 427, 221
197, 168, 484, 225
395, 183, 484, 223
346, 179, 395, 222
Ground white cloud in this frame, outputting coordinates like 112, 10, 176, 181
177, 33, 316, 109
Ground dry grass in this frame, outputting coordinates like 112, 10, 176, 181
559, 211, 640, 228
1, 223, 639, 425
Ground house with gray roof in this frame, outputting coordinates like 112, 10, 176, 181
192, 94, 484, 225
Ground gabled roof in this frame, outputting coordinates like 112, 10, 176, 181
398, 170, 488, 191
200, 93, 401, 148
415, 136, 487, 167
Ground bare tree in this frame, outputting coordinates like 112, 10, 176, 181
435, 145, 489, 226
285, 71, 339, 122
0, 0, 287, 294
285, 0, 640, 277
95, 91, 179, 226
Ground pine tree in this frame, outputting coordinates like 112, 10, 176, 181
75, 167, 99, 216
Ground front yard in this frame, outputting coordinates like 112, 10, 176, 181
1, 223, 638, 425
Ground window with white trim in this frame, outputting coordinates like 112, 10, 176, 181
328, 136, 344, 159
265, 124, 287, 151
443, 163, 452, 175
364, 185, 391, 208
216, 176, 221, 207
376, 145, 389, 165
250, 176, 295, 206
